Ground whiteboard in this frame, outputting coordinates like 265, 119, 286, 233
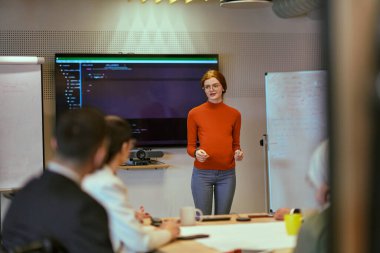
0, 59, 44, 191
265, 70, 327, 210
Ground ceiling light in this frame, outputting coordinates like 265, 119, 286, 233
220, 0, 272, 8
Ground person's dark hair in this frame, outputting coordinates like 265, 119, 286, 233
104, 116, 132, 164
200, 69, 227, 94
54, 108, 106, 163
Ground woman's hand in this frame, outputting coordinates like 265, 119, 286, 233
234, 150, 244, 161
135, 206, 151, 223
274, 208, 291, 221
160, 220, 180, 240
195, 149, 209, 162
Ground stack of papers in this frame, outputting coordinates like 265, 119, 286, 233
180, 221, 296, 252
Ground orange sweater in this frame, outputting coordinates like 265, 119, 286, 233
187, 101, 241, 170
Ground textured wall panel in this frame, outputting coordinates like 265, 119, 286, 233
0, 31, 324, 99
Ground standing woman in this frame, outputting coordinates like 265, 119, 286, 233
187, 70, 244, 215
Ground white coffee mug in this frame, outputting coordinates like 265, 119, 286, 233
180, 206, 203, 226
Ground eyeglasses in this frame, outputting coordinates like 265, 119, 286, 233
203, 83, 221, 90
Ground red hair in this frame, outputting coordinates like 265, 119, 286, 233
200, 70, 227, 94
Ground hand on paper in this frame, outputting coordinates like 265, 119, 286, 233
160, 220, 180, 240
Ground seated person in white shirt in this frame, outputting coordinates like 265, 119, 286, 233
82, 115, 180, 253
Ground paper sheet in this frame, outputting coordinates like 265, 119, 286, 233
180, 221, 296, 252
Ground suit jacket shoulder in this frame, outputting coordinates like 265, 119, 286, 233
3, 170, 113, 253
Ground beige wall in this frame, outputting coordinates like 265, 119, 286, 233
0, 0, 322, 217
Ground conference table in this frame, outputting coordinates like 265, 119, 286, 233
153, 213, 295, 253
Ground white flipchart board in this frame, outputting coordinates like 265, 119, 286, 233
0, 56, 44, 191
265, 70, 327, 210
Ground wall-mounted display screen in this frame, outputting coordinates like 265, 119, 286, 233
55, 54, 219, 147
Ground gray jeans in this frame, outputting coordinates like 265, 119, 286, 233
191, 167, 236, 215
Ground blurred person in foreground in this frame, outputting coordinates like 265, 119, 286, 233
2, 108, 113, 253
293, 139, 330, 253
82, 116, 180, 253
274, 140, 330, 221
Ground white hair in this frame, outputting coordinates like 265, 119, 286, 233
307, 139, 329, 190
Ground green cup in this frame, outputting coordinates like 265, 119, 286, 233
284, 213, 303, 235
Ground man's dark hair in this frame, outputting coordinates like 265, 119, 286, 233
54, 108, 106, 163
104, 116, 132, 164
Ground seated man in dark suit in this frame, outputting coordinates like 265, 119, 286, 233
2, 108, 114, 253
